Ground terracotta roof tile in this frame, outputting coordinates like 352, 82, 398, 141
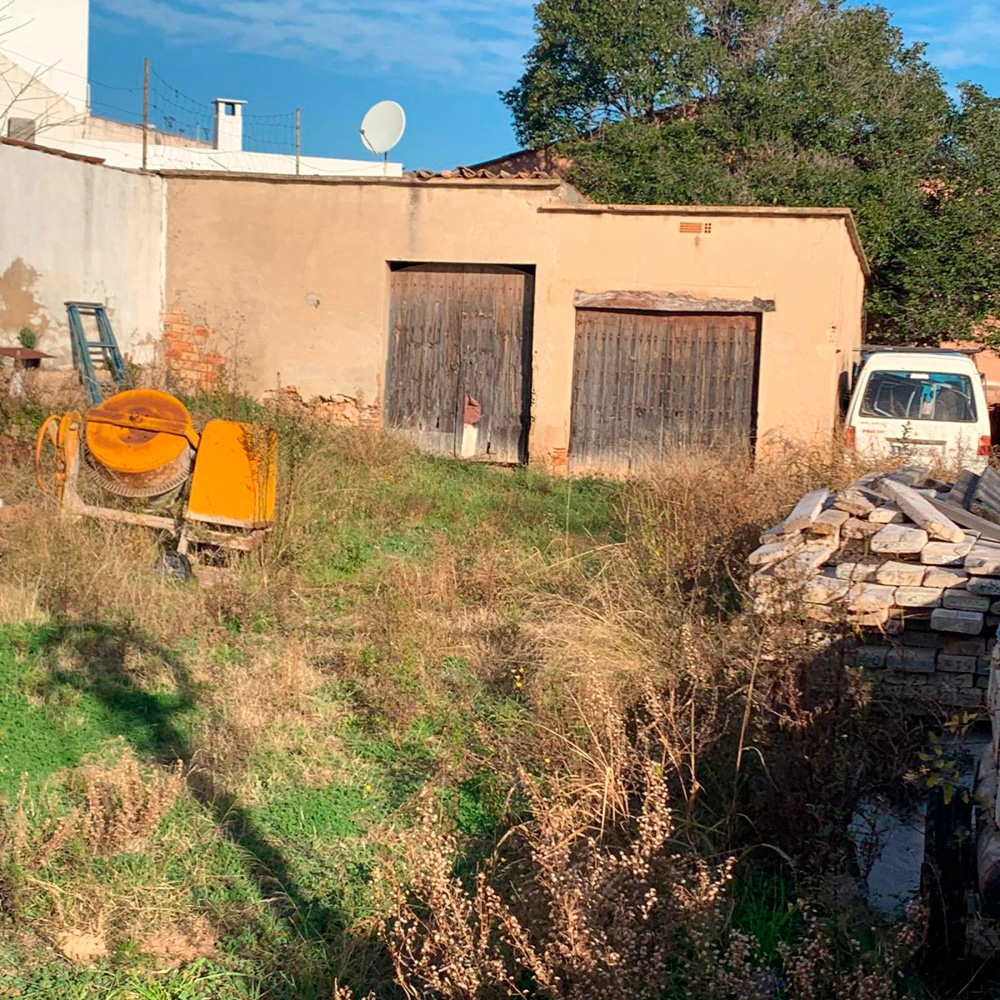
406, 166, 559, 181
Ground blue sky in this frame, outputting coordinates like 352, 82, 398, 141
87, 1, 1000, 172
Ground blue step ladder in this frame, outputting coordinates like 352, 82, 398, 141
66, 301, 133, 406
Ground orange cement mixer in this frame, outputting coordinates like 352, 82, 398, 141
36, 389, 276, 575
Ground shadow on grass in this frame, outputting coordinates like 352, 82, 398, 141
25, 620, 395, 999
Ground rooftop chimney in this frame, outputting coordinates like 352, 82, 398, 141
213, 99, 246, 151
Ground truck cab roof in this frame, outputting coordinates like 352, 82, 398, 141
857, 348, 981, 374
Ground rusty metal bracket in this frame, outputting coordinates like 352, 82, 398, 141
84, 408, 201, 448
35, 411, 82, 501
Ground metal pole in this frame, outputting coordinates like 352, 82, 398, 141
142, 57, 149, 170
294, 107, 301, 176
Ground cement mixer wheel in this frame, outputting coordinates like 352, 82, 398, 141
155, 548, 193, 584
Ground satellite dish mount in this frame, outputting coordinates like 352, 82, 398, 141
360, 100, 406, 175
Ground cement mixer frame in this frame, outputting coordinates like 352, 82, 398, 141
36, 391, 277, 562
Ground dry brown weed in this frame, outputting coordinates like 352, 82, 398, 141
189, 639, 326, 782
73, 745, 184, 855
386, 750, 735, 1000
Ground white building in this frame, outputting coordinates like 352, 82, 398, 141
0, 0, 402, 176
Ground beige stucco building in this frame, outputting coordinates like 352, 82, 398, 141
163, 172, 867, 472
0, 140, 867, 474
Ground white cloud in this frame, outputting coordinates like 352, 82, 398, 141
92, 0, 536, 89
895, 1, 1000, 71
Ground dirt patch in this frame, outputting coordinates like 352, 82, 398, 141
56, 927, 109, 964
140, 917, 216, 967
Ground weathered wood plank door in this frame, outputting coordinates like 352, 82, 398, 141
570, 310, 760, 474
385, 264, 533, 463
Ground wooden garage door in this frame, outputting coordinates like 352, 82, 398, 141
570, 310, 760, 473
385, 264, 533, 463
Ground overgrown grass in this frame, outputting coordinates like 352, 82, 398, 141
0, 397, 938, 998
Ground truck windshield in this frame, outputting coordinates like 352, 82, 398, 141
859, 370, 976, 422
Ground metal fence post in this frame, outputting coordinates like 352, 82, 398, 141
142, 57, 149, 170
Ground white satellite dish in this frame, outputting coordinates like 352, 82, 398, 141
360, 100, 406, 156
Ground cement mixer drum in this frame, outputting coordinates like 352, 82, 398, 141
84, 389, 199, 499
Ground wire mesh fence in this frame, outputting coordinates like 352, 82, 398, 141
146, 68, 297, 168
0, 48, 301, 168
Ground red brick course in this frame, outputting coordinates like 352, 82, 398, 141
160, 306, 226, 390
547, 447, 569, 475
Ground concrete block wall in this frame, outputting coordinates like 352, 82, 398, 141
846, 628, 995, 709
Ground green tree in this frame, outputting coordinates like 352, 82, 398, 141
503, 1, 1000, 344
870, 84, 1000, 344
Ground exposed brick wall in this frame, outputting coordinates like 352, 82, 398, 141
161, 306, 226, 391
547, 447, 569, 476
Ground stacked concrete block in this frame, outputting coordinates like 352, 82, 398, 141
750, 471, 1000, 709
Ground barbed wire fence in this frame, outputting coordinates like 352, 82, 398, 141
145, 63, 300, 171
0, 50, 399, 175
2, 53, 304, 172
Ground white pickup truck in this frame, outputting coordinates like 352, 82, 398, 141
842, 347, 992, 472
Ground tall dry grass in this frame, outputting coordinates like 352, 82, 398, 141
354, 447, 930, 999
0, 398, 934, 996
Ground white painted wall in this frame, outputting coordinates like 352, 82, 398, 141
0, 0, 90, 112
0, 142, 164, 368
45, 136, 405, 176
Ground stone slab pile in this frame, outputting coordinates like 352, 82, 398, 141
750, 469, 1000, 709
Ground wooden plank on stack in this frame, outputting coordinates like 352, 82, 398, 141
928, 497, 1000, 544
844, 583, 897, 613
931, 608, 985, 634
810, 508, 850, 537
967, 540, 1000, 576
784, 488, 831, 533
761, 488, 829, 541
834, 489, 875, 516
883, 466, 931, 487
876, 561, 926, 587
923, 566, 968, 588
895, 587, 943, 608
833, 559, 880, 581
804, 575, 850, 604
843, 518, 881, 540
875, 478, 966, 543
969, 466, 1000, 525
870, 524, 929, 554
869, 506, 904, 524
922, 537, 977, 566
748, 536, 804, 567
941, 468, 979, 508
773, 540, 839, 579
942, 589, 991, 612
